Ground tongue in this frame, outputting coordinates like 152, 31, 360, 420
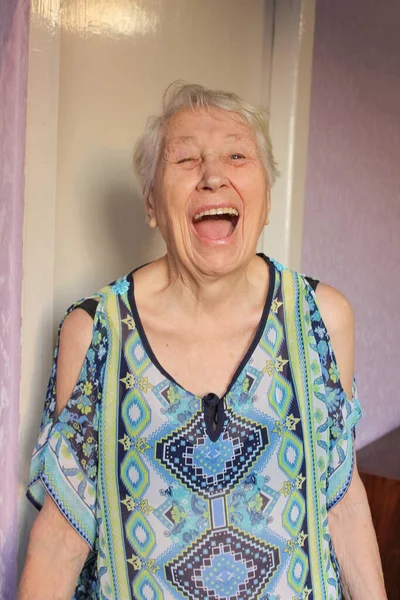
194, 217, 233, 240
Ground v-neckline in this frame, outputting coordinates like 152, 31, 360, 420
127, 253, 276, 402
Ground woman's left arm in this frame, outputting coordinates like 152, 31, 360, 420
316, 283, 387, 599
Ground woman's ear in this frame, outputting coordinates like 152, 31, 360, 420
146, 192, 158, 228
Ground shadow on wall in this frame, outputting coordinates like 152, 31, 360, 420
77, 150, 165, 295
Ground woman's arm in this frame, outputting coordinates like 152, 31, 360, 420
18, 495, 89, 600
328, 457, 386, 599
18, 309, 93, 599
317, 283, 387, 599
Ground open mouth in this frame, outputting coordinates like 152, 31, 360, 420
192, 207, 239, 240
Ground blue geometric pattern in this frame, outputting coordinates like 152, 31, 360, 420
132, 570, 163, 600
151, 380, 177, 410
260, 313, 283, 357
243, 366, 263, 397
152, 487, 209, 542
278, 431, 304, 479
121, 388, 150, 437
268, 373, 293, 419
226, 367, 263, 413
125, 331, 150, 376
228, 472, 281, 530
192, 435, 235, 476
202, 552, 248, 597
120, 450, 149, 498
165, 525, 280, 600
126, 511, 156, 557
152, 497, 177, 532
155, 409, 269, 499
29, 259, 362, 598
150, 380, 199, 423
288, 546, 308, 593
282, 489, 305, 537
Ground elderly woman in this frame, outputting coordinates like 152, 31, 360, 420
19, 83, 386, 600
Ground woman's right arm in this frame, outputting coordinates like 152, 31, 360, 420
18, 309, 94, 600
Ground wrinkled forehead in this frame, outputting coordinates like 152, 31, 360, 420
162, 107, 258, 151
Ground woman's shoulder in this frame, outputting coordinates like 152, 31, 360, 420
266, 255, 319, 296
313, 282, 353, 331
268, 255, 353, 331
277, 260, 355, 398
71, 269, 137, 313
59, 269, 135, 334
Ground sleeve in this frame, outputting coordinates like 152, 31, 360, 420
26, 297, 108, 549
324, 373, 362, 510
306, 283, 363, 510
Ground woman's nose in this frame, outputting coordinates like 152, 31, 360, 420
196, 158, 229, 192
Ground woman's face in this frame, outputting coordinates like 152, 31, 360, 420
148, 107, 270, 277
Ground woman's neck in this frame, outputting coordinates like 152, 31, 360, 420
157, 252, 269, 321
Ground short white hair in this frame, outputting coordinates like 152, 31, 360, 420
133, 81, 279, 200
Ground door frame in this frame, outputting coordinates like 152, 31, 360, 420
259, 0, 316, 269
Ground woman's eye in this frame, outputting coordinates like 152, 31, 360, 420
177, 157, 196, 164
230, 153, 245, 160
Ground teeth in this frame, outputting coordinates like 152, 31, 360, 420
193, 207, 239, 222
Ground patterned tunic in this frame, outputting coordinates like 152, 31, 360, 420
27, 255, 362, 599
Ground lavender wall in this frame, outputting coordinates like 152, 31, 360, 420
303, 0, 400, 448
0, 0, 29, 597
